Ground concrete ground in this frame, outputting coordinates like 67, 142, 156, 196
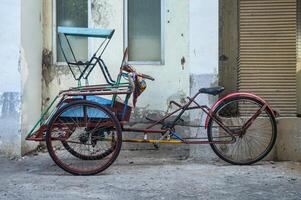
0, 150, 301, 200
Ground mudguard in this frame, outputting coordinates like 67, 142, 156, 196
204, 92, 276, 129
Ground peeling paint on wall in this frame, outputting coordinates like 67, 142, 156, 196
167, 91, 187, 108
0, 92, 21, 157
42, 49, 75, 88
91, 0, 112, 27
42, 49, 53, 87
0, 92, 20, 118
130, 107, 167, 125
190, 74, 218, 106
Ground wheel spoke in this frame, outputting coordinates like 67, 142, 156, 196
46, 101, 122, 175
207, 96, 276, 165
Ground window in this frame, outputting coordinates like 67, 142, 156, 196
55, 0, 89, 63
125, 0, 164, 64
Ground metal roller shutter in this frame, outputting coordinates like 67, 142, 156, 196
239, 0, 297, 116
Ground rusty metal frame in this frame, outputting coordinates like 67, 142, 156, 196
120, 89, 239, 145
27, 84, 270, 146
26, 80, 133, 141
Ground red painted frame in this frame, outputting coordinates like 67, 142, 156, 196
120, 90, 275, 145
27, 86, 275, 146
204, 92, 276, 129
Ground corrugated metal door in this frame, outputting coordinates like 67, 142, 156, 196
297, 0, 301, 115
239, 0, 297, 116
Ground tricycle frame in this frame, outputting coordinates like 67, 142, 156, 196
25, 26, 278, 175
121, 90, 238, 145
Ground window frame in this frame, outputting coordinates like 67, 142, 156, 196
52, 0, 92, 65
124, 0, 165, 65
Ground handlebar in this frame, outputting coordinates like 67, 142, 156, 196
137, 73, 155, 81
120, 62, 155, 81
120, 48, 154, 81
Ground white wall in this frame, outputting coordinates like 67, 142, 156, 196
190, 0, 219, 75
20, 0, 43, 154
0, 0, 21, 157
189, 0, 219, 159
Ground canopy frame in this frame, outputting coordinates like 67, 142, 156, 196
57, 26, 116, 85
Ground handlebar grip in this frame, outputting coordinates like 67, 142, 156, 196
140, 74, 155, 81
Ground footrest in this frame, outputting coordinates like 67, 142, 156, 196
26, 125, 47, 141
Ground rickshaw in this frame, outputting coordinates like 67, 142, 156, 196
26, 27, 277, 175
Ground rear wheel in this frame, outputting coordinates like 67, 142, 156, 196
46, 100, 122, 175
207, 96, 277, 165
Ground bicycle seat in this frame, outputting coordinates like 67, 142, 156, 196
199, 86, 224, 96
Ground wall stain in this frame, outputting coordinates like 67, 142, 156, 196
91, 0, 112, 27
42, 49, 75, 109
167, 91, 187, 107
190, 74, 219, 107
181, 56, 186, 70
129, 107, 190, 127
42, 49, 77, 88
42, 49, 54, 87
0, 92, 20, 118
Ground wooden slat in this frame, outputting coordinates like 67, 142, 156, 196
239, 0, 297, 116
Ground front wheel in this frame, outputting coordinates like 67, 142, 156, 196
207, 95, 277, 165
46, 100, 122, 175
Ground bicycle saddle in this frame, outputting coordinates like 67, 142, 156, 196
199, 86, 224, 96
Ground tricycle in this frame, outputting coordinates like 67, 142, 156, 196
26, 27, 277, 175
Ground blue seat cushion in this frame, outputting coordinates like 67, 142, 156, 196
60, 96, 112, 118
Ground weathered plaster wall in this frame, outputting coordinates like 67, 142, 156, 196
189, 0, 219, 159
0, 0, 21, 157
20, 0, 43, 155
276, 118, 301, 161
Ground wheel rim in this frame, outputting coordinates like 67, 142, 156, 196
209, 97, 276, 164
47, 101, 122, 175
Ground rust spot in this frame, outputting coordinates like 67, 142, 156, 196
181, 56, 186, 70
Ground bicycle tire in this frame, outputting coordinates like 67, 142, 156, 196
207, 95, 277, 165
